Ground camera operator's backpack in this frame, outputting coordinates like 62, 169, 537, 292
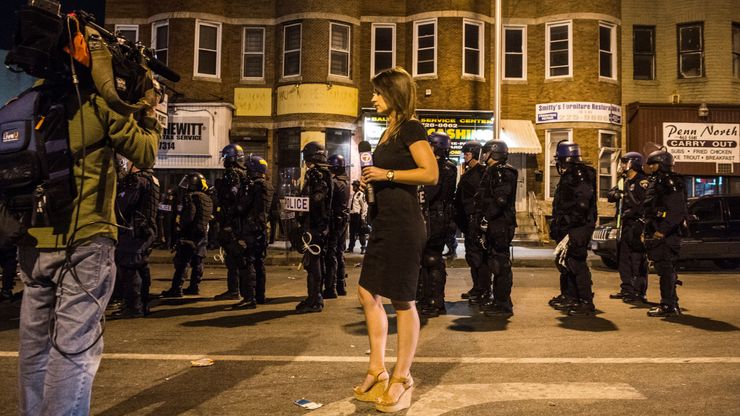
0, 85, 76, 226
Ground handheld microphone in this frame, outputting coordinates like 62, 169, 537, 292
358, 141, 375, 205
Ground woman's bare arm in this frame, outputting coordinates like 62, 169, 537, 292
361, 140, 438, 186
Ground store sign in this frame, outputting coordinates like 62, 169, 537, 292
363, 111, 493, 156
160, 116, 211, 156
663, 122, 739, 163
536, 102, 622, 125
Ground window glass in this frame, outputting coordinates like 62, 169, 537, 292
330, 23, 350, 77
504, 27, 524, 79
415, 21, 436, 75
690, 199, 722, 222
726, 197, 740, 221
244, 28, 264, 78
678, 23, 704, 78
154, 23, 168, 64
283, 24, 301, 77
548, 23, 570, 77
599, 24, 614, 78
733, 23, 740, 79
373, 26, 394, 75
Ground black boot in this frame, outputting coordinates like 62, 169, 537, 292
183, 285, 200, 295
567, 300, 596, 316
234, 298, 257, 309
647, 304, 681, 317
214, 291, 240, 300
295, 300, 323, 314
160, 288, 183, 298
337, 277, 347, 296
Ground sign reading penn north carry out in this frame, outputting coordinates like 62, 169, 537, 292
663, 122, 740, 163
160, 116, 211, 156
284, 196, 310, 212
363, 110, 493, 156
535, 102, 622, 125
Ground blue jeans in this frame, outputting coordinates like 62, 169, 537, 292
18, 237, 115, 416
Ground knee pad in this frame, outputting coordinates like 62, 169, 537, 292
423, 252, 443, 268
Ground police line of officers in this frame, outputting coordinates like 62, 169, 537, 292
103, 135, 688, 319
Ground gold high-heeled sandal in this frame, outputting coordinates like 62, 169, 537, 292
375, 374, 415, 413
353, 368, 389, 402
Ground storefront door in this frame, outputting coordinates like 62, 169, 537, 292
509, 154, 527, 211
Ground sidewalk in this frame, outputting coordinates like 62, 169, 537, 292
148, 241, 606, 269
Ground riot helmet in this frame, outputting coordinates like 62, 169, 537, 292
302, 141, 328, 164
619, 151, 644, 173
428, 132, 451, 159
481, 140, 509, 163
328, 154, 346, 174
461, 140, 483, 161
178, 172, 208, 192
555, 140, 582, 174
646, 147, 674, 172
246, 154, 268, 176
220, 144, 246, 168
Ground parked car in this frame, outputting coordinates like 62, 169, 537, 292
590, 194, 740, 270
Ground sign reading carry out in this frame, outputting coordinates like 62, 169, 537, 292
284, 196, 310, 212
536, 102, 622, 125
160, 116, 211, 156
663, 122, 740, 163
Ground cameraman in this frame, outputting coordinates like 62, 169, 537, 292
17, 84, 160, 415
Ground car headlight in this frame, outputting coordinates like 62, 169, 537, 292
608, 228, 619, 239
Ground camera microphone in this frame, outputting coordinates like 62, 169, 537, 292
358, 141, 375, 205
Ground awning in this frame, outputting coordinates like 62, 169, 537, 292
501, 119, 542, 154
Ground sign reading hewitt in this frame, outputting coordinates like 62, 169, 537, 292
160, 116, 211, 156
663, 122, 739, 163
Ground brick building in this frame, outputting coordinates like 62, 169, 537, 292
105, 0, 738, 241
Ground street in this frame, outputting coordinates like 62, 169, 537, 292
0, 263, 739, 415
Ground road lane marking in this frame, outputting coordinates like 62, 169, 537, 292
308, 383, 646, 416
1, 351, 739, 363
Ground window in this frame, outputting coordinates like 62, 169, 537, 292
329, 23, 351, 77
633, 26, 655, 80
678, 22, 704, 78
152, 21, 168, 65
243, 27, 265, 79
598, 131, 619, 199
599, 23, 616, 79
463, 19, 484, 77
546, 21, 572, 78
733, 23, 740, 79
371, 24, 395, 76
114, 25, 138, 42
546, 129, 572, 198
727, 197, 740, 221
504, 25, 526, 80
413, 19, 437, 76
195, 20, 221, 78
690, 198, 723, 223
283, 23, 302, 77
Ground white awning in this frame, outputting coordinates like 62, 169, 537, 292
501, 119, 542, 154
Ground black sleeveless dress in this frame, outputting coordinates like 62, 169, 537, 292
358, 120, 428, 301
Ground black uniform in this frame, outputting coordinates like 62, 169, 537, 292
240, 175, 274, 304
475, 162, 518, 314
156, 189, 175, 248
454, 163, 487, 301
643, 170, 687, 310
168, 190, 213, 294
214, 166, 248, 298
418, 158, 457, 315
607, 172, 649, 300
296, 165, 333, 312
550, 163, 598, 309
114, 170, 160, 315
324, 173, 349, 297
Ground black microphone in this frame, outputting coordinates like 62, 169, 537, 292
358, 141, 375, 205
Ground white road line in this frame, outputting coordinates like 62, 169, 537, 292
309, 383, 646, 416
1, 351, 739, 364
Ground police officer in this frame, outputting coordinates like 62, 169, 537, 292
113, 165, 160, 318
0, 242, 17, 301
549, 141, 598, 316
324, 154, 350, 298
213, 144, 249, 301
294, 142, 333, 314
643, 148, 687, 317
454, 141, 488, 303
607, 151, 649, 303
418, 132, 457, 317
475, 140, 518, 317
157, 188, 175, 248
161, 172, 213, 297
346, 180, 368, 254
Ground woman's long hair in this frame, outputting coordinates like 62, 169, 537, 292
371, 66, 417, 141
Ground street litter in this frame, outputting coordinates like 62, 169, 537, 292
294, 399, 323, 410
190, 358, 214, 367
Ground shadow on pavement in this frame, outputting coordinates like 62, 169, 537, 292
557, 314, 619, 332
0, 300, 20, 332
96, 337, 306, 416
181, 309, 295, 328
142, 304, 236, 320
448, 313, 511, 332
262, 296, 304, 305
662, 314, 740, 332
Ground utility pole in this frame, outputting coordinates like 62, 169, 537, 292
494, 0, 502, 141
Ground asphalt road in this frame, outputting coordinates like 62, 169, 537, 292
0, 262, 738, 415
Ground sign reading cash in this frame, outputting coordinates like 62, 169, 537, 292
663, 122, 739, 163
160, 116, 211, 156
536, 102, 622, 125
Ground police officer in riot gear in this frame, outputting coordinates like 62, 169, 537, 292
607, 151, 650, 303
162, 172, 213, 297
454, 140, 488, 303
213, 144, 249, 301
643, 148, 687, 317
238, 154, 274, 307
475, 140, 518, 317
324, 154, 350, 298
418, 132, 457, 317
113, 165, 160, 318
157, 188, 175, 248
294, 141, 333, 313
549, 141, 598, 316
